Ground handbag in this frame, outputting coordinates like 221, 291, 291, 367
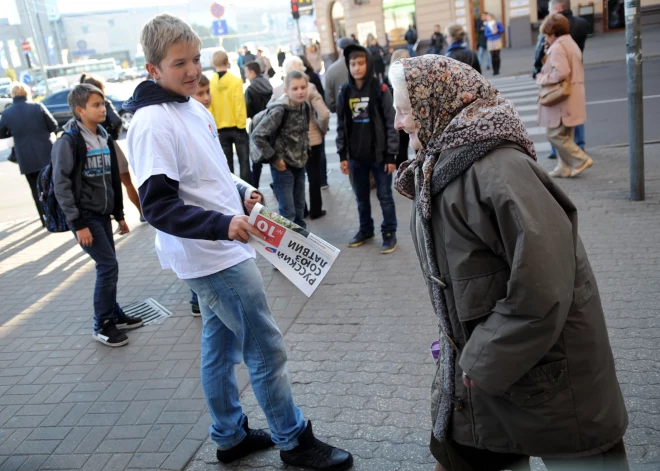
538, 41, 571, 106
487, 38, 503, 51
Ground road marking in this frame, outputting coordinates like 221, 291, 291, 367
587, 95, 660, 105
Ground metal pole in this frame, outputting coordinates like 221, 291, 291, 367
33, 0, 52, 66
21, 0, 50, 94
295, 18, 303, 55
625, 0, 644, 200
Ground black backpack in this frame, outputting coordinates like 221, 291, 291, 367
249, 104, 309, 164
37, 133, 83, 233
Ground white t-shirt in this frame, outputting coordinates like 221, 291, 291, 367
127, 99, 255, 280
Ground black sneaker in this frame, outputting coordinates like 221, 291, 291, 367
191, 303, 201, 317
310, 210, 327, 220
115, 313, 144, 330
216, 417, 274, 464
280, 421, 353, 471
547, 153, 557, 160
348, 231, 374, 248
93, 320, 129, 347
381, 232, 398, 254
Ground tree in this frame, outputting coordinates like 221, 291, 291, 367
191, 23, 219, 49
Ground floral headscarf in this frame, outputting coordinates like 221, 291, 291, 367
393, 56, 536, 220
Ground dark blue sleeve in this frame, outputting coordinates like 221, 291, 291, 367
139, 174, 234, 241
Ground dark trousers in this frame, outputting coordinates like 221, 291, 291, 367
349, 160, 397, 235
396, 130, 410, 168
306, 145, 324, 217
431, 436, 630, 471
490, 49, 501, 75
252, 162, 263, 188
218, 128, 252, 184
74, 213, 121, 330
320, 142, 328, 187
25, 171, 45, 226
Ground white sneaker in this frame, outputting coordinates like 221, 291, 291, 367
549, 168, 571, 178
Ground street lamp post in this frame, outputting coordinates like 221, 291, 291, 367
625, 0, 644, 201
21, 0, 50, 95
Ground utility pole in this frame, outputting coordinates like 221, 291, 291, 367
21, 0, 50, 94
295, 18, 303, 54
625, 0, 643, 200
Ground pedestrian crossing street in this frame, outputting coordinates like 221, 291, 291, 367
323, 74, 551, 159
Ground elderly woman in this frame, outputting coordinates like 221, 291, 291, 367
386, 49, 412, 168
389, 56, 629, 471
537, 13, 593, 178
271, 56, 330, 219
0, 82, 57, 227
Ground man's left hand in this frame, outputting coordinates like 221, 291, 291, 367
118, 220, 130, 235
245, 191, 263, 214
385, 163, 396, 175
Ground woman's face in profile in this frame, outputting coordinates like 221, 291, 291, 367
393, 86, 423, 151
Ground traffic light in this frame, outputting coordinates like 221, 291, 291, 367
291, 0, 299, 19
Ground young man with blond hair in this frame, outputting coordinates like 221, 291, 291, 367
209, 50, 252, 183
124, 14, 352, 470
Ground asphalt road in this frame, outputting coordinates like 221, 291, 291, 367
1, 59, 659, 225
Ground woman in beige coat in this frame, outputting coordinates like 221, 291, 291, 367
271, 56, 330, 218
537, 13, 593, 178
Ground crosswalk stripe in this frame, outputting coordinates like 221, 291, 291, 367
501, 89, 540, 99
496, 83, 540, 94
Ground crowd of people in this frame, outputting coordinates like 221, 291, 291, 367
0, 4, 620, 470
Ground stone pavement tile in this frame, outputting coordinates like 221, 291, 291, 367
126, 452, 169, 469
41, 454, 90, 470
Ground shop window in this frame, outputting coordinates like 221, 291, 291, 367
383, 0, 416, 46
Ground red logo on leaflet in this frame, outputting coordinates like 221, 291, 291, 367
254, 216, 286, 247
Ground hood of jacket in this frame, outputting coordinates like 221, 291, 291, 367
122, 80, 188, 113
250, 75, 273, 97
343, 44, 375, 91
63, 118, 109, 141
267, 94, 302, 112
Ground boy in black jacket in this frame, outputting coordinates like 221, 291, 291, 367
244, 61, 273, 188
336, 44, 399, 254
52, 84, 142, 347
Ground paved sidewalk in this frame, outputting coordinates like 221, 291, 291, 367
0, 143, 659, 471
497, 24, 660, 77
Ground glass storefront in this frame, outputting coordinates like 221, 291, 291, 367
383, 0, 416, 46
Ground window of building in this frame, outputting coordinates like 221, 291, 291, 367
82, 26, 88, 34
383, 0, 416, 46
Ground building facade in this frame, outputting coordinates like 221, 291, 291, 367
316, 0, 660, 62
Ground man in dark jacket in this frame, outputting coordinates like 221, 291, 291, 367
0, 82, 57, 226
535, 0, 589, 159
337, 44, 399, 254
430, 25, 445, 54
244, 61, 273, 188
325, 37, 352, 113
404, 25, 418, 57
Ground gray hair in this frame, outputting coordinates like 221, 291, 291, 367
140, 13, 202, 66
10, 82, 30, 98
388, 61, 408, 98
282, 56, 305, 75
389, 49, 410, 65
68, 83, 104, 119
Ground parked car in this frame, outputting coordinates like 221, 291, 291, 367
0, 84, 12, 115
41, 89, 132, 131
33, 77, 69, 97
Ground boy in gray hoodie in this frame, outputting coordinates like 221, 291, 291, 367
52, 83, 143, 347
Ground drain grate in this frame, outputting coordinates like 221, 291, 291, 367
123, 298, 172, 325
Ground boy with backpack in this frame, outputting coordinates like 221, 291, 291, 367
51, 83, 143, 347
244, 61, 273, 188
125, 14, 352, 470
250, 70, 310, 229
336, 44, 399, 254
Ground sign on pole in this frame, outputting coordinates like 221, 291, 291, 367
210, 3, 225, 18
21, 41, 31, 52
212, 19, 228, 36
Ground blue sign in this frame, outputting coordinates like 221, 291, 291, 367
22, 73, 32, 85
77, 39, 87, 50
72, 49, 97, 56
212, 19, 228, 36
286, 18, 295, 30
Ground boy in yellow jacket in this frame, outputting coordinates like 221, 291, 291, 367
210, 51, 251, 183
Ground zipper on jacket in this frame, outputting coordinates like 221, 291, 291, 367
98, 135, 108, 214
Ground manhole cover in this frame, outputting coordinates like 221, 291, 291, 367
123, 298, 172, 325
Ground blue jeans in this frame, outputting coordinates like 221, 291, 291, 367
550, 123, 585, 155
190, 289, 198, 305
74, 213, 121, 330
478, 47, 491, 68
407, 44, 415, 57
350, 160, 397, 234
270, 165, 306, 229
184, 259, 306, 450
